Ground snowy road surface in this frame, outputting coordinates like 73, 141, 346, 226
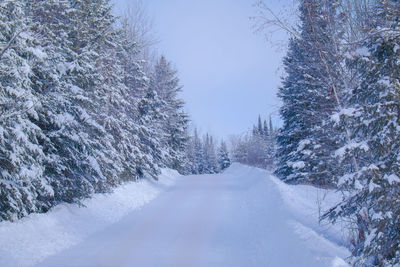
36, 164, 349, 267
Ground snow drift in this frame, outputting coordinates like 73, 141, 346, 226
0, 169, 180, 267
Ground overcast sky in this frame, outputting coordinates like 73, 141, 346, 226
114, 0, 290, 140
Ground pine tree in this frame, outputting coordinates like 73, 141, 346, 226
0, 0, 52, 221
202, 134, 218, 174
269, 116, 274, 136
116, 22, 163, 180
263, 119, 269, 137
231, 116, 276, 170
183, 128, 197, 175
324, 1, 400, 264
34, 0, 121, 202
150, 56, 189, 172
193, 129, 204, 174
218, 141, 231, 171
257, 115, 263, 136
275, 0, 342, 187
265, 118, 276, 169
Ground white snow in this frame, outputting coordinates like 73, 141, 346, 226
386, 174, 400, 184
87, 156, 102, 176
291, 160, 306, 169
354, 46, 370, 57
27, 47, 47, 61
331, 108, 359, 124
54, 113, 74, 127
335, 141, 369, 158
297, 139, 311, 151
0, 169, 180, 267
0, 164, 350, 267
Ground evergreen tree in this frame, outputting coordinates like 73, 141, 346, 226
218, 141, 231, 171
193, 129, 204, 174
257, 115, 263, 136
150, 56, 189, 172
325, 1, 400, 264
263, 119, 269, 137
232, 116, 276, 170
183, 128, 197, 175
0, 0, 191, 221
36, 0, 121, 202
202, 134, 218, 173
269, 116, 274, 136
184, 129, 225, 175
0, 0, 52, 221
275, 0, 342, 187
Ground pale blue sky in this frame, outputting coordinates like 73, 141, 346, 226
114, 0, 289, 139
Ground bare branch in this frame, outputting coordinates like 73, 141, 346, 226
250, 0, 300, 48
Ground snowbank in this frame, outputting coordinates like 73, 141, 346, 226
0, 169, 181, 267
225, 163, 351, 266
268, 174, 350, 248
267, 170, 351, 266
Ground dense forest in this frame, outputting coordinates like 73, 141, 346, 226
184, 129, 231, 175
256, 0, 400, 265
0, 0, 237, 224
0, 0, 192, 222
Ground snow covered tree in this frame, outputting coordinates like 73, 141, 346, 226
111, 22, 163, 181
324, 1, 400, 264
217, 141, 231, 171
150, 56, 189, 172
0, 0, 190, 222
232, 115, 276, 170
183, 128, 198, 175
258, 0, 400, 264
257, 115, 264, 136
192, 129, 205, 174
202, 134, 218, 174
33, 0, 124, 202
183, 129, 225, 175
263, 119, 269, 137
275, 0, 344, 187
0, 0, 54, 221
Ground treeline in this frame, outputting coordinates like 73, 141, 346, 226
184, 129, 231, 175
231, 115, 276, 170
261, 0, 400, 265
0, 0, 188, 222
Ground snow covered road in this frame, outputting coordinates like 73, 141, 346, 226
36, 164, 349, 267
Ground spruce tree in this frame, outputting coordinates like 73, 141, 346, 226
150, 56, 189, 172
193, 129, 204, 174
0, 0, 52, 221
202, 134, 217, 174
275, 0, 342, 187
0, 0, 191, 222
325, 1, 400, 264
218, 141, 231, 171
263, 119, 269, 137
257, 115, 263, 136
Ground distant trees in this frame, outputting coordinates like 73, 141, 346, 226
184, 129, 231, 175
231, 115, 276, 170
217, 141, 231, 171
257, 0, 400, 264
0, 0, 189, 221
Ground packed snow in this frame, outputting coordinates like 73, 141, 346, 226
0, 164, 350, 267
